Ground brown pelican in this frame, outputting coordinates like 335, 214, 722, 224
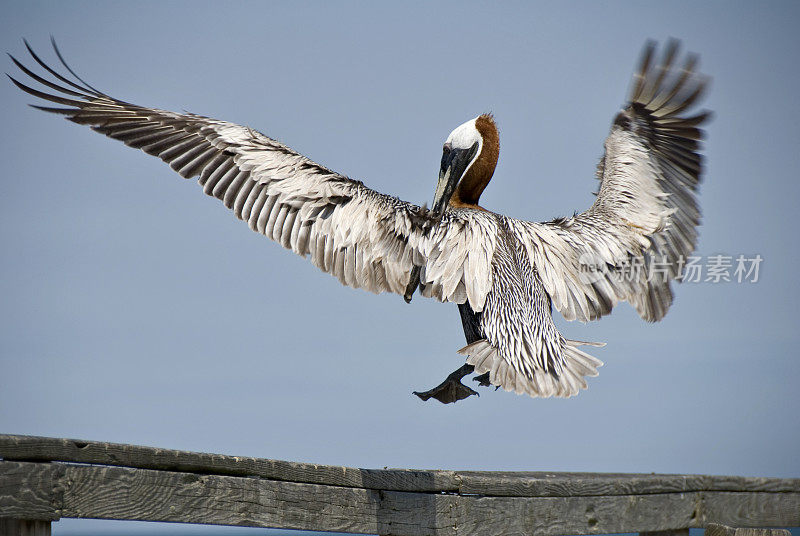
8, 39, 708, 403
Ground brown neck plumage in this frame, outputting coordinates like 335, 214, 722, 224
450, 114, 499, 210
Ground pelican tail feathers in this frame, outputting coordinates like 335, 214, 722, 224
458, 338, 603, 398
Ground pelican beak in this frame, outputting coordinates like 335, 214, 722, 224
405, 142, 477, 304
431, 142, 478, 217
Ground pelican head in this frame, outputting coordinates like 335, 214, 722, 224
432, 114, 499, 216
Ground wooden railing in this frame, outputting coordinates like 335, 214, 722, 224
0, 435, 797, 535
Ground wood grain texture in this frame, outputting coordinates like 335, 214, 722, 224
455, 472, 800, 497
707, 523, 792, 536
60, 464, 450, 535
0, 434, 458, 494
448, 493, 699, 535
0, 519, 52, 536
2, 435, 800, 535
2, 435, 798, 498
0, 462, 60, 521
52, 464, 707, 535
2, 460, 799, 535
702, 493, 800, 527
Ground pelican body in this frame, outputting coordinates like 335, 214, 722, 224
9, 39, 709, 403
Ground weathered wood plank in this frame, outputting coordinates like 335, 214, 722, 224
702, 492, 800, 528
60, 463, 452, 536
0, 461, 698, 535
0, 434, 458, 494
0, 462, 60, 521
0, 519, 52, 536
458, 471, 699, 497
3, 460, 799, 535
450, 493, 698, 535
3, 435, 799, 498
455, 471, 800, 497
58, 463, 707, 535
707, 523, 792, 536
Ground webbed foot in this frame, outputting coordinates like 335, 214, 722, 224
413, 364, 478, 404
473, 372, 492, 387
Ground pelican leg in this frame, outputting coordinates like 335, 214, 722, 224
457, 302, 496, 389
413, 364, 478, 403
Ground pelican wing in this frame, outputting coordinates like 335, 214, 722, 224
9, 41, 494, 306
519, 40, 709, 323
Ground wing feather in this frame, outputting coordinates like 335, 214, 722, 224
520, 39, 709, 322
10, 41, 497, 310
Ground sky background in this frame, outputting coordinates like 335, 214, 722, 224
1, 1, 798, 535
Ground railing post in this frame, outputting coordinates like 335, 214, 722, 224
640, 530, 689, 536
0, 519, 51, 536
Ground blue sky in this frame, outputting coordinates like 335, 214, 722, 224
1, 1, 798, 534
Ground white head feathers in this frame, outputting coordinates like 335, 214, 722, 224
445, 116, 482, 150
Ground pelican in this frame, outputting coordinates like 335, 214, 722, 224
8, 39, 708, 403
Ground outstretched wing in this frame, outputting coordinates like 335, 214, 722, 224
517, 39, 710, 323
8, 39, 497, 308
